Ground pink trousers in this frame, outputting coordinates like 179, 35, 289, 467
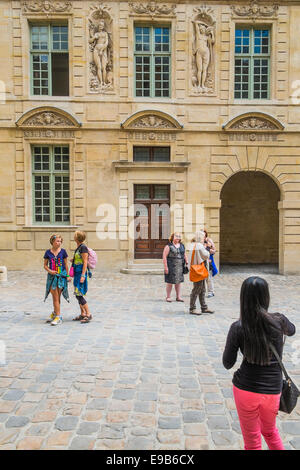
233, 385, 285, 450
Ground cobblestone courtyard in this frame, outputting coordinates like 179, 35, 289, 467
0, 267, 299, 450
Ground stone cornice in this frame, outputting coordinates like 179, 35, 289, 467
112, 161, 190, 170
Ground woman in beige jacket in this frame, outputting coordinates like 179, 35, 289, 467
188, 231, 215, 315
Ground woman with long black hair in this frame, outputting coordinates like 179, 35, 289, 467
223, 276, 296, 450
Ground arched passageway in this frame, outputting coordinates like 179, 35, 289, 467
220, 171, 280, 266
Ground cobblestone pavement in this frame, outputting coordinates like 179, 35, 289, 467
0, 266, 299, 450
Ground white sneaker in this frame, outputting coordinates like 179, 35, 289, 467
207, 293, 214, 298
46, 312, 56, 323
51, 316, 62, 326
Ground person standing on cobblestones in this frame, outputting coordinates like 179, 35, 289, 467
223, 276, 296, 450
72, 230, 92, 324
204, 229, 216, 298
188, 231, 214, 315
163, 233, 188, 302
43, 234, 70, 326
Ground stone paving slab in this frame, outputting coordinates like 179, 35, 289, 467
0, 267, 299, 450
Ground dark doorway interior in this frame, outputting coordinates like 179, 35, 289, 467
220, 171, 280, 266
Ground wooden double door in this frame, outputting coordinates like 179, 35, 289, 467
134, 184, 170, 259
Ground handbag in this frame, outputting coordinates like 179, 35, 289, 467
210, 254, 218, 277
269, 342, 300, 414
183, 262, 189, 275
189, 246, 209, 282
178, 243, 189, 274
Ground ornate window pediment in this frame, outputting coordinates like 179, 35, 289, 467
121, 111, 183, 131
16, 106, 81, 129
223, 112, 284, 133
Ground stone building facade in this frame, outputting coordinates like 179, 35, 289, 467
1, 0, 300, 274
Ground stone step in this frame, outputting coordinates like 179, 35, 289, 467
121, 263, 164, 275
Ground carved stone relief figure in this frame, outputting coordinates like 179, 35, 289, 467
191, 6, 216, 95
88, 4, 113, 93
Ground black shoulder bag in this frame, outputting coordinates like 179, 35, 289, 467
269, 342, 300, 414
180, 243, 189, 274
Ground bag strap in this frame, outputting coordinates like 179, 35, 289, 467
72, 245, 81, 267
269, 342, 290, 381
191, 246, 196, 266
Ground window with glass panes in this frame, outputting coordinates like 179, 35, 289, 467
30, 24, 69, 96
134, 25, 171, 98
234, 27, 270, 99
32, 146, 70, 224
133, 146, 170, 162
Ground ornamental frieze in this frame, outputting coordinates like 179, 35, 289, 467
227, 133, 278, 142
129, 1, 176, 18
129, 132, 177, 142
24, 130, 75, 139
22, 0, 72, 14
231, 1, 278, 19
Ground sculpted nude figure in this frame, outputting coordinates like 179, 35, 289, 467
192, 21, 215, 91
89, 19, 109, 87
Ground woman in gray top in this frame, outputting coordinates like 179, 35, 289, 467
188, 231, 214, 315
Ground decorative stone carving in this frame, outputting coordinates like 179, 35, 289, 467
223, 113, 285, 137
191, 6, 216, 95
231, 117, 277, 131
24, 130, 75, 139
129, 115, 175, 130
228, 133, 278, 142
129, 132, 177, 142
22, 112, 74, 128
129, 1, 176, 18
88, 4, 114, 93
16, 107, 82, 130
122, 111, 183, 131
231, 1, 278, 19
22, 0, 72, 14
